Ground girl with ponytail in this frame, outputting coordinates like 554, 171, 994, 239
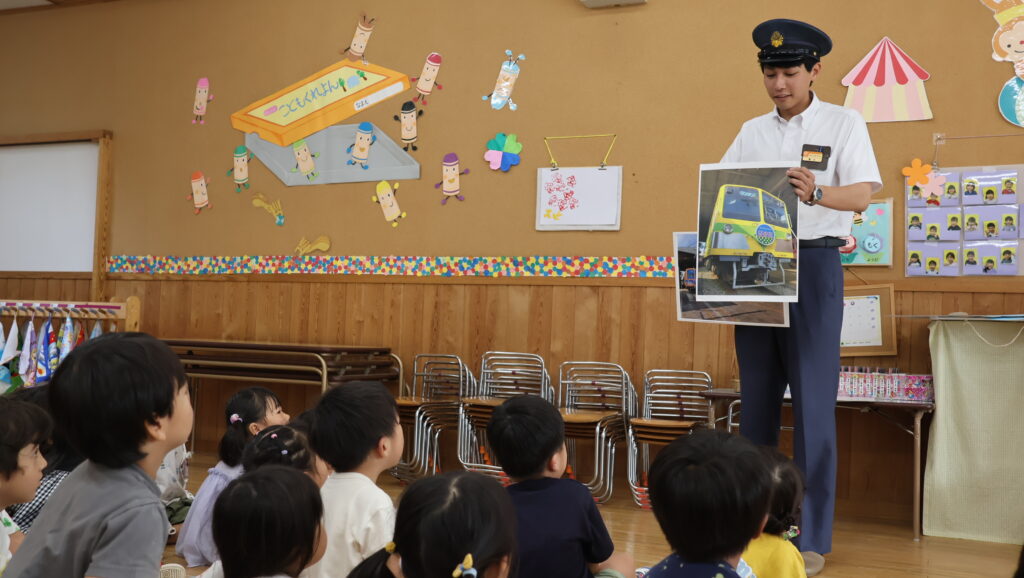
741, 448, 806, 578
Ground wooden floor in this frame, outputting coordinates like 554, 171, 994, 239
163, 453, 1020, 577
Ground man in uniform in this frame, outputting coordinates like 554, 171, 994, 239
720, 19, 882, 576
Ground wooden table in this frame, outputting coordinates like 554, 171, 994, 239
702, 388, 934, 541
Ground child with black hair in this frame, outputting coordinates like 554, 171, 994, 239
3, 384, 83, 533
0, 396, 51, 574
310, 381, 403, 577
213, 465, 326, 578
5, 332, 194, 577
178, 386, 290, 567
486, 395, 634, 578
742, 449, 806, 577
647, 430, 772, 578
348, 471, 516, 578
243, 425, 330, 488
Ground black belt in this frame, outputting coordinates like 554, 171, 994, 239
799, 236, 846, 249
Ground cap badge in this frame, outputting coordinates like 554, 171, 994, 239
771, 31, 784, 47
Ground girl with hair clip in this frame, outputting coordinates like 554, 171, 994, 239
741, 448, 806, 577
178, 387, 290, 567
347, 471, 517, 578
242, 425, 331, 488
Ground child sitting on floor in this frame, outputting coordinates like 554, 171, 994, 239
742, 449, 805, 577
646, 430, 772, 578
243, 425, 330, 488
486, 395, 634, 578
178, 386, 290, 567
348, 471, 517, 578
0, 396, 51, 575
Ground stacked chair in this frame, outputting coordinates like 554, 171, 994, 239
627, 369, 712, 508
392, 354, 474, 482
458, 351, 554, 481
558, 361, 637, 503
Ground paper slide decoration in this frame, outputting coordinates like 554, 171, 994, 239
230, 59, 409, 147
964, 240, 1019, 276
839, 199, 893, 266
342, 14, 375, 63
696, 162, 800, 303
484, 50, 525, 111
411, 52, 443, 105
673, 232, 788, 327
187, 171, 211, 214
252, 193, 285, 226
192, 77, 214, 124
227, 146, 254, 192
435, 153, 469, 205
980, 0, 1024, 126
536, 167, 622, 230
246, 124, 419, 186
295, 235, 331, 256
484, 133, 522, 172
394, 101, 423, 152
372, 180, 407, 227
842, 37, 931, 122
840, 295, 884, 347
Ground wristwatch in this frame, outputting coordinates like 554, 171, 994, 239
803, 186, 824, 206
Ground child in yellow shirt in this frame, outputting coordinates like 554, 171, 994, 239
742, 449, 806, 577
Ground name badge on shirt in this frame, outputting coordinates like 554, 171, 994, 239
801, 144, 831, 170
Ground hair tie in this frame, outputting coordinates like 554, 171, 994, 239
452, 554, 476, 577
782, 525, 800, 541
281, 449, 289, 455
385, 542, 396, 554
270, 433, 278, 439
229, 413, 242, 424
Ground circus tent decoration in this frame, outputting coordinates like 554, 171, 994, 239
841, 37, 932, 123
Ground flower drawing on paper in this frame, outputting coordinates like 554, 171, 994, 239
544, 173, 579, 212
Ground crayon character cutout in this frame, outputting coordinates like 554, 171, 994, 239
193, 77, 214, 124
435, 153, 470, 205
372, 181, 407, 227
289, 139, 320, 181
188, 171, 211, 214
411, 52, 444, 105
227, 146, 254, 192
483, 50, 525, 111
342, 14, 375, 63
347, 122, 377, 169
394, 101, 423, 152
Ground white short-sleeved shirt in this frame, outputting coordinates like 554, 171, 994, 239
721, 93, 882, 240
310, 472, 395, 578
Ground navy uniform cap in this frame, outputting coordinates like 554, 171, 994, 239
753, 19, 832, 64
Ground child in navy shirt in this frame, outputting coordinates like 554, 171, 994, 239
647, 430, 772, 578
487, 395, 634, 578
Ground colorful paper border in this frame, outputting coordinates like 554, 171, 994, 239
107, 255, 674, 278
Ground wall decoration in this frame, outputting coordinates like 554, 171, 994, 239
187, 171, 211, 214
252, 193, 285, 226
483, 50, 525, 111
907, 242, 958, 277
289, 139, 320, 181
841, 37, 932, 122
435, 153, 469, 205
372, 180, 407, 227
227, 146, 254, 192
964, 240, 1019, 275
483, 133, 522, 172
979, 0, 1024, 126
536, 167, 622, 230
346, 122, 377, 170
192, 77, 214, 124
341, 14, 375, 63
411, 52, 443, 105
839, 284, 898, 357
295, 235, 332, 256
393, 101, 423, 152
902, 158, 932, 187
230, 60, 409, 147
839, 199, 893, 266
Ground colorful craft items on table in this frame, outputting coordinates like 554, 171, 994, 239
188, 171, 212, 214
108, 255, 676, 278
484, 50, 525, 111
295, 235, 331, 256
251, 193, 285, 226
289, 139, 320, 181
342, 14, 375, 63
435, 153, 469, 204
980, 0, 1024, 126
411, 52, 443, 105
842, 37, 931, 122
393, 101, 423, 152
347, 122, 377, 169
192, 77, 214, 124
484, 133, 522, 172
372, 180, 407, 227
227, 146, 254, 192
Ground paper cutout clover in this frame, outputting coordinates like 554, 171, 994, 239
484, 133, 522, 172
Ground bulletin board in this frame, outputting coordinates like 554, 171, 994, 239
1, 0, 1023, 290
840, 284, 897, 357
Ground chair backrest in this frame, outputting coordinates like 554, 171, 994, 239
642, 369, 712, 422
559, 361, 634, 416
412, 354, 470, 400
479, 351, 553, 401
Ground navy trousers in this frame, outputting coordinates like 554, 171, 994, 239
735, 247, 843, 555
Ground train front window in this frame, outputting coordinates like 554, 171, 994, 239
762, 194, 789, 228
721, 187, 761, 222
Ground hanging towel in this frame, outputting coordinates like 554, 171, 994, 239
73, 320, 86, 348
20, 320, 36, 387
89, 320, 103, 340
59, 315, 74, 362
1, 320, 19, 365
34, 318, 57, 385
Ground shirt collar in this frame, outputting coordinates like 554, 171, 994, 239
774, 91, 821, 128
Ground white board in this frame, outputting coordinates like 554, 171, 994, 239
0, 142, 98, 272
840, 294, 884, 347
536, 166, 621, 230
